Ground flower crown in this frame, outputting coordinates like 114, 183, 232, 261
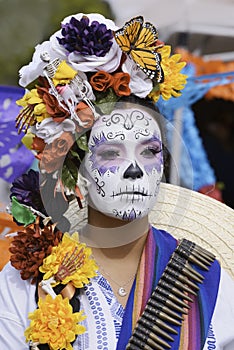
8, 13, 187, 349
15, 13, 187, 192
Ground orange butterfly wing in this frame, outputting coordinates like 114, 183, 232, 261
115, 16, 143, 53
114, 16, 164, 82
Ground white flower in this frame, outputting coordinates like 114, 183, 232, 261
18, 41, 67, 87
61, 13, 118, 31
19, 13, 122, 88
122, 57, 153, 98
31, 118, 76, 144
50, 13, 122, 73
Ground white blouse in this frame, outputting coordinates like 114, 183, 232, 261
0, 263, 234, 350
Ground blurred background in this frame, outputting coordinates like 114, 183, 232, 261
0, 0, 233, 206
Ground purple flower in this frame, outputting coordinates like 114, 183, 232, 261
10, 169, 43, 211
57, 16, 113, 57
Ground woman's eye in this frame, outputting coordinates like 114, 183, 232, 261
98, 150, 120, 160
141, 147, 161, 158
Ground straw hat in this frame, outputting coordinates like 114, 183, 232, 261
149, 182, 234, 279
65, 182, 234, 279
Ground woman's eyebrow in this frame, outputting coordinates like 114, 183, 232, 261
141, 135, 161, 144
90, 132, 124, 147
91, 137, 123, 148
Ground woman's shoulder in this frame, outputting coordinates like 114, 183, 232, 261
0, 262, 29, 287
0, 262, 36, 312
0, 263, 37, 347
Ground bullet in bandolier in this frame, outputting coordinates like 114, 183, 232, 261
166, 266, 200, 291
156, 286, 190, 309
179, 241, 212, 266
158, 280, 193, 303
184, 261, 205, 281
181, 239, 215, 261
189, 252, 211, 269
148, 298, 184, 320
126, 344, 154, 350
169, 258, 204, 284
176, 243, 211, 270
182, 252, 209, 271
180, 241, 214, 265
146, 304, 182, 326
151, 290, 188, 314
138, 318, 174, 341
192, 246, 215, 263
162, 272, 197, 296
125, 239, 216, 350
143, 310, 178, 334
127, 334, 164, 350
135, 327, 172, 349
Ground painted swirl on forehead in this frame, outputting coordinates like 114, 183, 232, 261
134, 128, 151, 139
106, 131, 125, 140
102, 109, 150, 129
102, 109, 153, 140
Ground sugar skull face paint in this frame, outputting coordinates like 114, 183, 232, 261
81, 107, 163, 221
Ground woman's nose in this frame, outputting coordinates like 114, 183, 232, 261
123, 163, 143, 180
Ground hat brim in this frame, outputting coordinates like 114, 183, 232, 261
150, 183, 234, 278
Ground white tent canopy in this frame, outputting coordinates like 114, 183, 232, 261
107, 0, 234, 56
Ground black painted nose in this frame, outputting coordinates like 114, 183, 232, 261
123, 163, 143, 180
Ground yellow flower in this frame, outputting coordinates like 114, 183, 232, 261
17, 89, 42, 107
21, 131, 35, 150
149, 45, 187, 102
25, 294, 86, 350
52, 60, 77, 86
16, 89, 49, 123
40, 232, 98, 288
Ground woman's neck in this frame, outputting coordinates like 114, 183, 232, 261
79, 206, 150, 248
79, 207, 150, 307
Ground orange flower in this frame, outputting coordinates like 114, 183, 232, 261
113, 72, 131, 96
9, 220, 63, 284
37, 85, 70, 122
90, 70, 114, 92
90, 70, 131, 97
39, 132, 75, 173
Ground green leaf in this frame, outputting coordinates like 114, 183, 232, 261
95, 88, 119, 114
69, 149, 82, 162
76, 134, 89, 152
61, 157, 78, 190
11, 196, 36, 226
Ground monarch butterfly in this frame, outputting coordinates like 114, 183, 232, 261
114, 16, 164, 82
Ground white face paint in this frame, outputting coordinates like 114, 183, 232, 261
81, 107, 163, 221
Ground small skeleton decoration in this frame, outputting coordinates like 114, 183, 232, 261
40, 246, 86, 299
41, 52, 98, 126
55, 247, 85, 281
16, 51, 99, 133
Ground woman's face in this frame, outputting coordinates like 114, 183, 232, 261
81, 106, 163, 221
